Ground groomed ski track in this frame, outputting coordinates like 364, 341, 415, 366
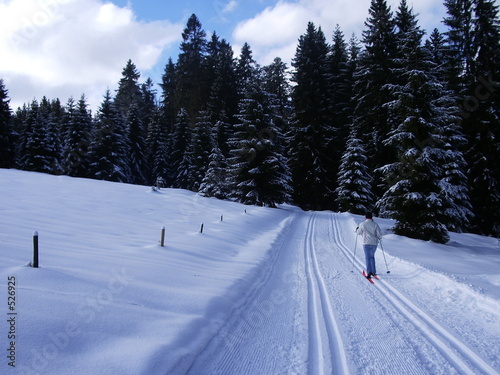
185, 211, 499, 375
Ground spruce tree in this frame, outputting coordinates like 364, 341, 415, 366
288, 22, 335, 210
352, 0, 398, 198
88, 90, 130, 182
160, 58, 177, 133
377, 1, 468, 243
126, 103, 148, 185
146, 107, 170, 187
262, 57, 292, 133
229, 67, 291, 207
443, 0, 476, 91
206, 37, 239, 128
0, 79, 14, 168
170, 108, 192, 188
62, 95, 92, 177
336, 133, 375, 214
190, 111, 214, 191
464, 0, 500, 235
114, 59, 143, 118
175, 14, 209, 122
327, 26, 353, 190
199, 143, 230, 199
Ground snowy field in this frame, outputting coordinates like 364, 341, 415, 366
0, 169, 499, 375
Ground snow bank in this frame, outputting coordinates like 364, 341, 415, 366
0, 170, 292, 374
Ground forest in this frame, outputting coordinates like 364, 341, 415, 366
0, 0, 499, 243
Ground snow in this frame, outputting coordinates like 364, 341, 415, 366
1, 169, 499, 375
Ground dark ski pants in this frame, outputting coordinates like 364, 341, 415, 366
363, 244, 377, 275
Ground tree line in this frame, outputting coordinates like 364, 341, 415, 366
0, 0, 499, 242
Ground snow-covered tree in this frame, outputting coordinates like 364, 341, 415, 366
229, 76, 291, 207
190, 110, 214, 191
146, 107, 170, 186
377, 1, 469, 243
88, 90, 130, 182
126, 103, 148, 185
0, 79, 14, 168
170, 108, 192, 188
62, 95, 92, 177
336, 134, 375, 214
114, 59, 142, 118
352, 0, 398, 178
288, 22, 335, 210
199, 144, 230, 199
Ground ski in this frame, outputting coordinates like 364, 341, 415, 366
362, 270, 375, 284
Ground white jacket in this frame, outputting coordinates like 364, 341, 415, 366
357, 219, 382, 245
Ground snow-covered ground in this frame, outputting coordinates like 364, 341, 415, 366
0, 169, 498, 375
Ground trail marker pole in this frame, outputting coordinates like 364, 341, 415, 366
33, 231, 39, 268
160, 226, 165, 247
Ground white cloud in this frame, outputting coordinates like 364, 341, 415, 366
0, 0, 183, 110
223, 0, 238, 14
232, 0, 448, 66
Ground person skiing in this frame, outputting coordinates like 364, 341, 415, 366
356, 212, 382, 279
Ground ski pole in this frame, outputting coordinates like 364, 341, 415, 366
351, 227, 358, 273
379, 240, 390, 274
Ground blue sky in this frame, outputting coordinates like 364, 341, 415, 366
0, 0, 454, 110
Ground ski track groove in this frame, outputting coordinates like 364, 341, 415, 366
329, 213, 498, 375
304, 213, 350, 374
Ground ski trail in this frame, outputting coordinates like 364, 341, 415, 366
330, 213, 499, 375
376, 280, 498, 375
304, 213, 350, 375
184, 212, 309, 375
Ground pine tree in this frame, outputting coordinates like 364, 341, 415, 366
114, 59, 143, 118
206, 36, 239, 125
229, 76, 291, 207
336, 133, 375, 214
190, 111, 214, 191
463, 0, 500, 235
40, 97, 63, 174
263, 57, 292, 135
88, 90, 130, 182
199, 144, 230, 199
236, 43, 260, 95
126, 103, 148, 185
0, 79, 14, 168
146, 107, 170, 187
170, 108, 192, 188
140, 78, 157, 133
326, 26, 354, 190
352, 0, 398, 197
19, 99, 59, 173
377, 1, 466, 243
160, 58, 177, 133
62, 95, 92, 177
288, 22, 335, 210
443, 0, 476, 91
175, 14, 209, 122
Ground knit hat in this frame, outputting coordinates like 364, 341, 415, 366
365, 212, 373, 219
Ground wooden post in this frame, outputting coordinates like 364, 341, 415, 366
200, 223, 204, 233
160, 226, 165, 247
33, 231, 39, 268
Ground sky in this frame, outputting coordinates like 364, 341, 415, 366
0, 0, 455, 111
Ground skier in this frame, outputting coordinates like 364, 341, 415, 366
356, 212, 382, 279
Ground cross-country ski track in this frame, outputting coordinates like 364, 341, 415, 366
183, 211, 499, 375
